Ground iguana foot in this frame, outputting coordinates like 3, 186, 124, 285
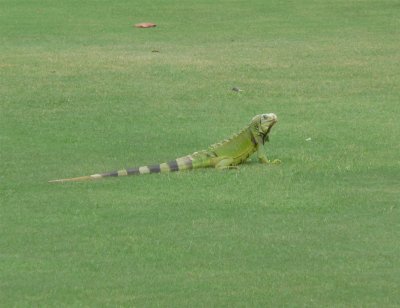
217, 165, 239, 170
259, 158, 282, 164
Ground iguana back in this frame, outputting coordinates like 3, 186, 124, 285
210, 127, 257, 165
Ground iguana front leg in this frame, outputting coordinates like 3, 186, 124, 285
254, 135, 281, 164
252, 135, 269, 163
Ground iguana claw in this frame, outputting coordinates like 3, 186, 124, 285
259, 158, 281, 164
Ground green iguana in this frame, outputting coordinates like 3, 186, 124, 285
49, 113, 278, 183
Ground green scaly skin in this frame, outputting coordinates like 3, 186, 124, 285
49, 113, 278, 183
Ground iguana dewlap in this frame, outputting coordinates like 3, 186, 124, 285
49, 113, 278, 183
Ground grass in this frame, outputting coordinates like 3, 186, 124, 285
1, 0, 399, 306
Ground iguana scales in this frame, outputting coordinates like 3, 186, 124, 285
49, 113, 278, 183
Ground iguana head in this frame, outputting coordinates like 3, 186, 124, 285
259, 113, 277, 132
251, 113, 277, 143
252, 113, 277, 132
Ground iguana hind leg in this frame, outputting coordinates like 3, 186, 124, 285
213, 157, 237, 170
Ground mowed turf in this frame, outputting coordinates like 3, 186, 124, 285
1, 0, 399, 306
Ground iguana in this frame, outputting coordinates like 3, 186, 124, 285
49, 113, 278, 183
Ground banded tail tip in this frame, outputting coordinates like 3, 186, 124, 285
48, 174, 101, 183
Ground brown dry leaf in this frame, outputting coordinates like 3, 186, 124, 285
134, 23, 157, 28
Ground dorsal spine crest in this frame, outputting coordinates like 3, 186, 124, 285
210, 124, 251, 150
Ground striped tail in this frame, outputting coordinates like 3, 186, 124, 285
48, 155, 206, 183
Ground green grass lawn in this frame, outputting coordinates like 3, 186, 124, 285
1, 0, 399, 306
